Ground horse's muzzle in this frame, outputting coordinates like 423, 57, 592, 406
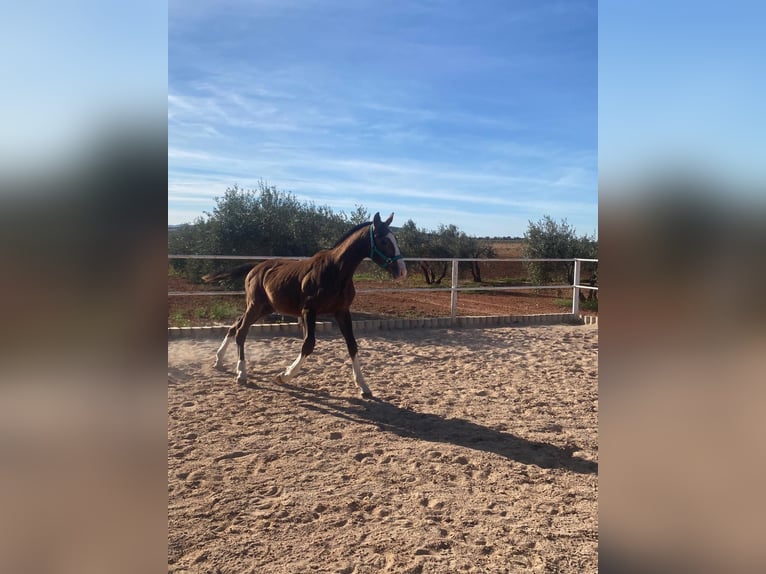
393, 260, 407, 280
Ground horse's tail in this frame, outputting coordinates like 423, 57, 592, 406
202, 262, 258, 283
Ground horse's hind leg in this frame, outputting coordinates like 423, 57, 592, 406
335, 310, 372, 398
276, 308, 316, 384
213, 316, 243, 370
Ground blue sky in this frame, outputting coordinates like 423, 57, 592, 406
599, 1, 765, 191
2, 1, 165, 174
169, 0, 597, 238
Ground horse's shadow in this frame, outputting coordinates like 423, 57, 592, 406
261, 381, 597, 475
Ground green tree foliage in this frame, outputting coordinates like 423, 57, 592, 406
523, 215, 597, 286
168, 181, 498, 286
168, 182, 351, 281
396, 219, 448, 284
204, 182, 349, 256
433, 224, 496, 282
347, 204, 371, 226
167, 217, 216, 282
396, 220, 495, 284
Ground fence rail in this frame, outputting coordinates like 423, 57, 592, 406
168, 255, 598, 320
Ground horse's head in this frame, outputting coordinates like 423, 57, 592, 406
370, 212, 407, 280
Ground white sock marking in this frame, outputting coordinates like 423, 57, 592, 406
214, 336, 231, 368
281, 353, 305, 382
352, 356, 371, 395
236, 359, 247, 382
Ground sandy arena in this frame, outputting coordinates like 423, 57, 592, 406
168, 323, 598, 573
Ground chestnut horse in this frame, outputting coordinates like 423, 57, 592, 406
202, 212, 406, 397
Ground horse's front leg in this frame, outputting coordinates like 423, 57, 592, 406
277, 308, 316, 384
335, 310, 372, 398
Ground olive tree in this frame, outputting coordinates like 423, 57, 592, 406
523, 215, 597, 287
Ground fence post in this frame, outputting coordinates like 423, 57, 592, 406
571, 259, 581, 317
450, 259, 459, 323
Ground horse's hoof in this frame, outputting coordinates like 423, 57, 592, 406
361, 391, 373, 399
213, 362, 225, 371
275, 374, 286, 384
236, 375, 247, 385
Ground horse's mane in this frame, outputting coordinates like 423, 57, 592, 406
332, 221, 372, 248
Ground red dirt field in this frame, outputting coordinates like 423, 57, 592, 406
168, 276, 596, 328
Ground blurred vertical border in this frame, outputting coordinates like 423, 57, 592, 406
600, 1, 766, 572
0, 2, 167, 573
3, 1, 764, 573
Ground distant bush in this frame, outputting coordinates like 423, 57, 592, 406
396, 220, 495, 284
523, 215, 597, 286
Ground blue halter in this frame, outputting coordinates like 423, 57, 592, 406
369, 224, 403, 270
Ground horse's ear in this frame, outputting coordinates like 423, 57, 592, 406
373, 212, 382, 226
384, 213, 394, 226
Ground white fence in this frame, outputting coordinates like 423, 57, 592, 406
169, 255, 598, 321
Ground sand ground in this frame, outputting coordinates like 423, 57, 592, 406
168, 324, 598, 573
